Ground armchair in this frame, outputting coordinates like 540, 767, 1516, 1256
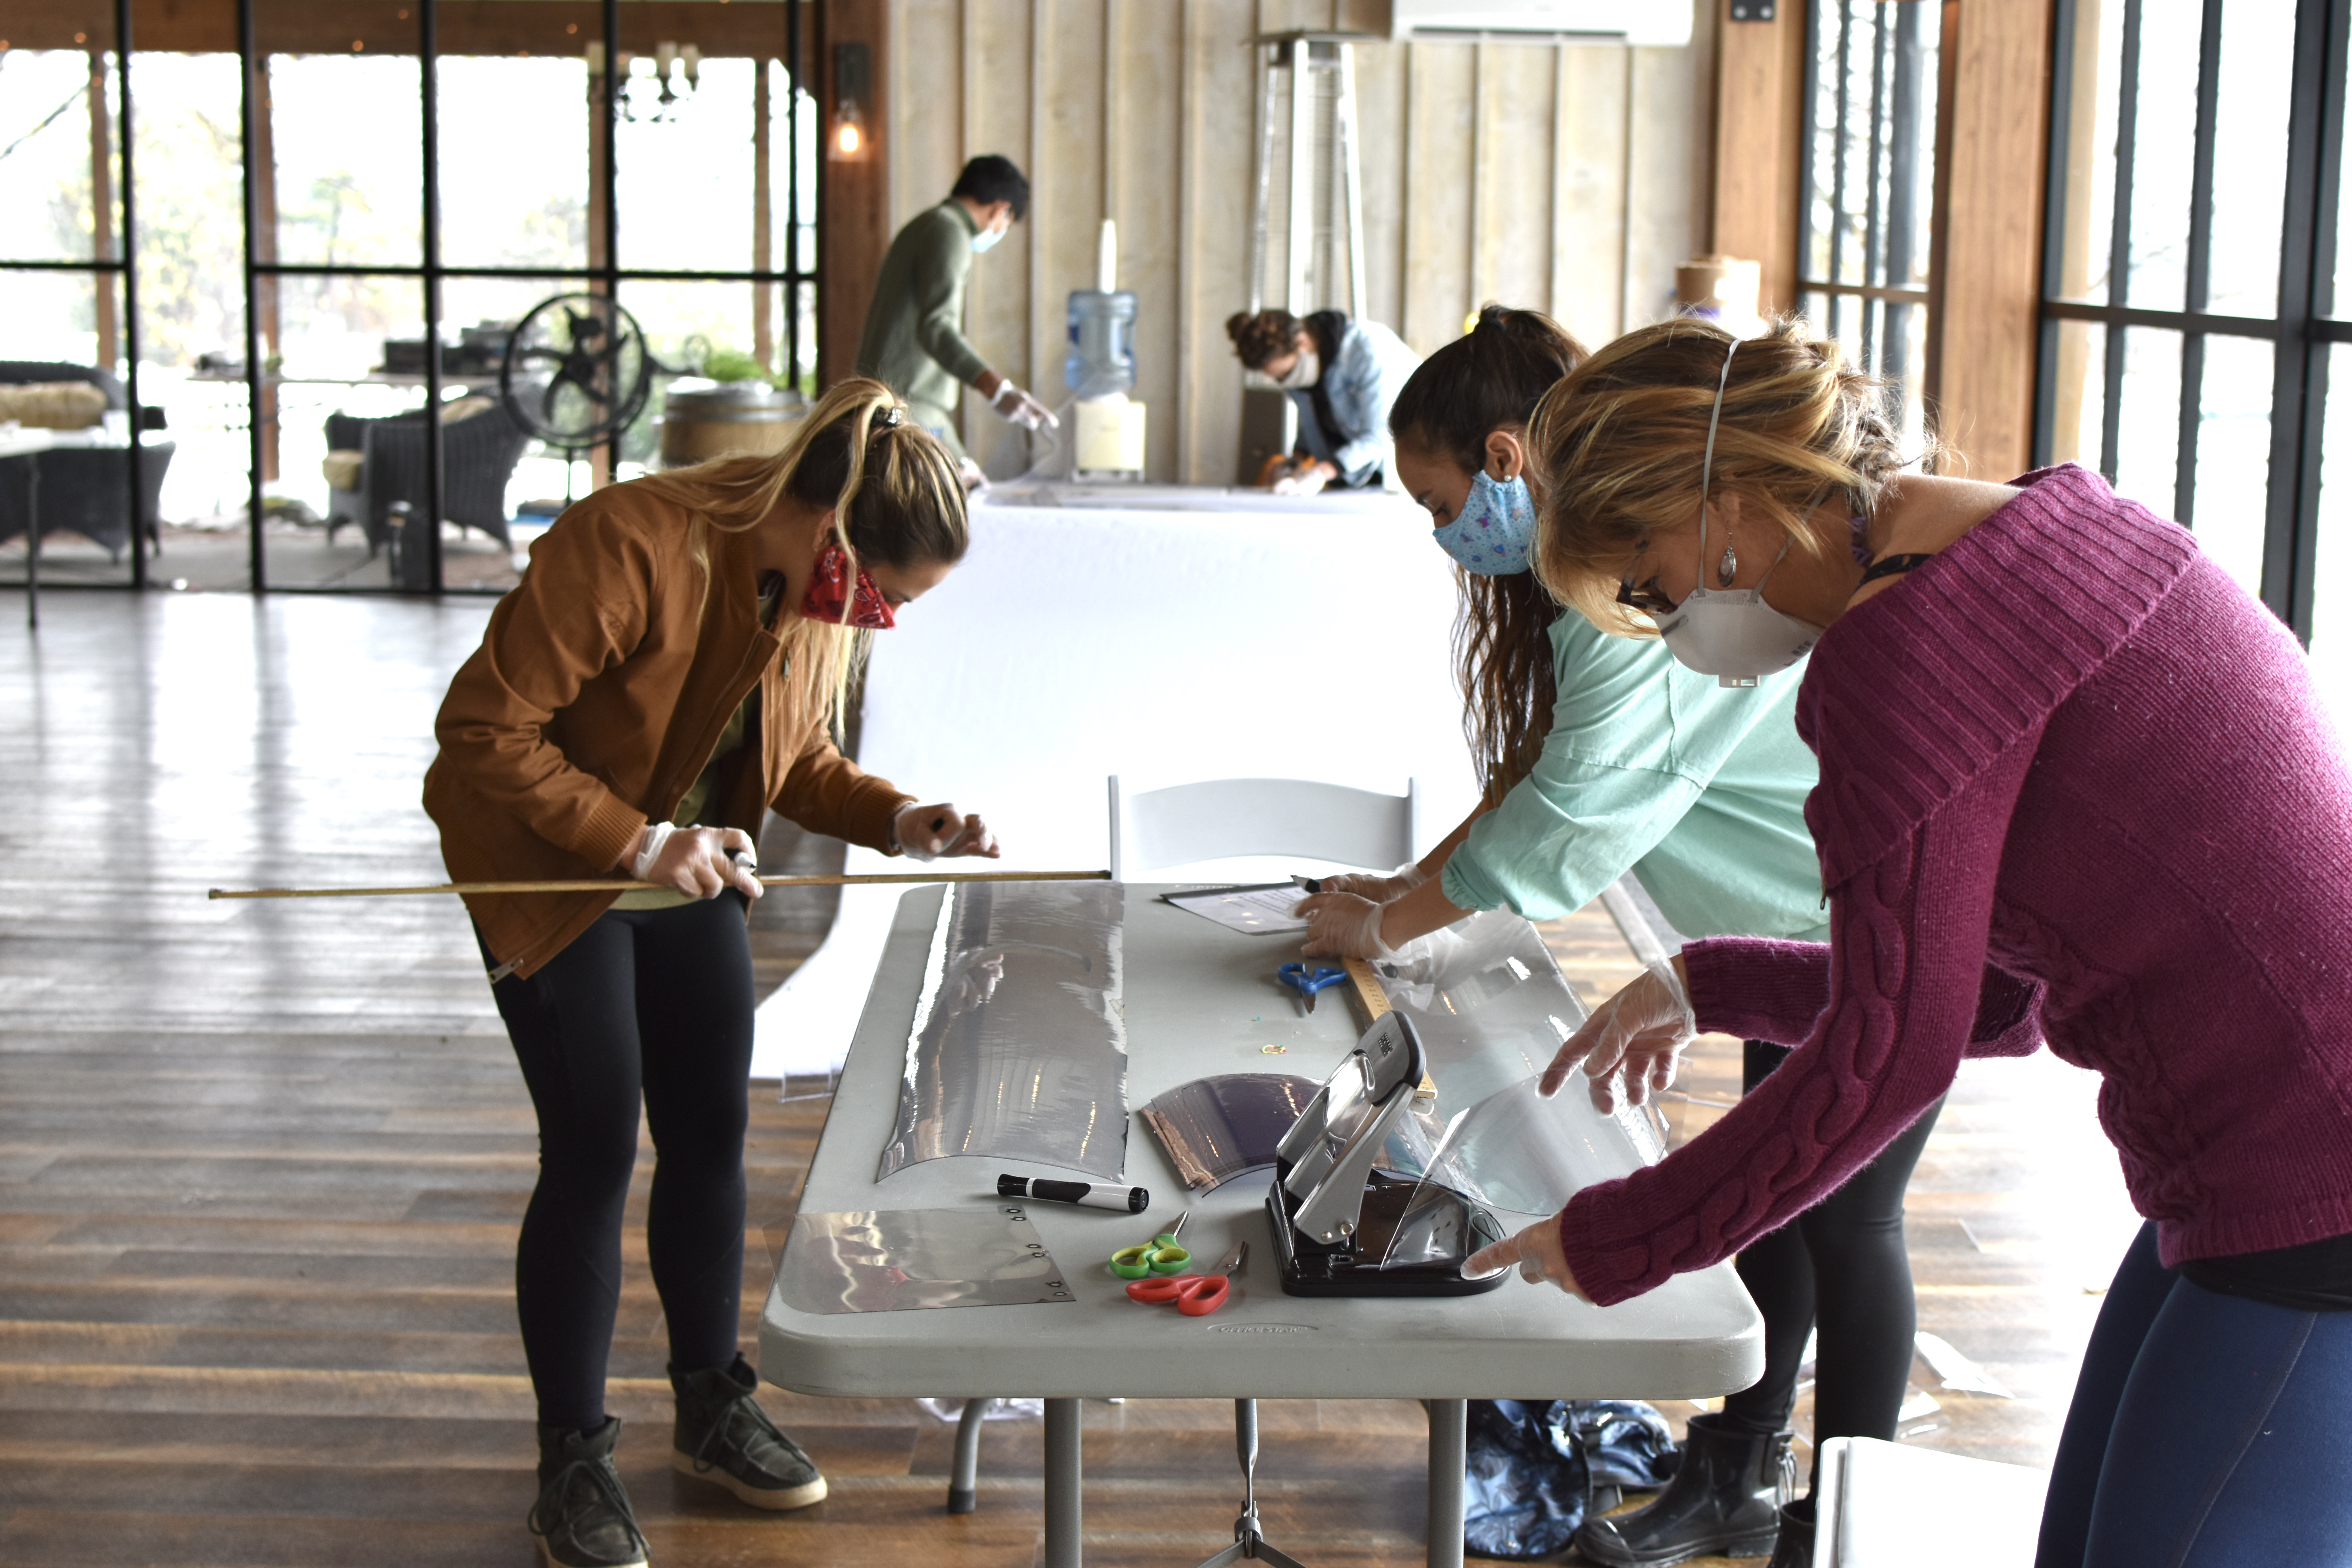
322, 397, 529, 556
0, 361, 172, 563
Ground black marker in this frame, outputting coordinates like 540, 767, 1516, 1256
997, 1175, 1148, 1212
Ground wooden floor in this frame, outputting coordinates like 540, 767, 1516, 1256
0, 591, 2143, 1566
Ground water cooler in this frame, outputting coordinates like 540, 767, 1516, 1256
1066, 221, 1146, 480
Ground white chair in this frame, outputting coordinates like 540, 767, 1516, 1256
1107, 774, 1421, 882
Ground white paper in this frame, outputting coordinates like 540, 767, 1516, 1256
1913, 1330, 2015, 1398
1162, 884, 1310, 934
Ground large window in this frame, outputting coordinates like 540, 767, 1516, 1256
2035, 0, 2342, 665
1796, 0, 1945, 450
0, 2, 820, 595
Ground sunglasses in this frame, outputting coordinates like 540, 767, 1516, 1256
1616, 574, 1680, 616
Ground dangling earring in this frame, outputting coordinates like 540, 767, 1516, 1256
1716, 540, 1739, 587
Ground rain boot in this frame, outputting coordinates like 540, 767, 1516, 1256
1766, 1497, 1815, 1568
1571, 1412, 1792, 1566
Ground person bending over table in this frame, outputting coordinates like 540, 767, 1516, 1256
1227, 305, 1421, 493
424, 381, 1000, 1568
1292, 305, 1942, 1568
1471, 316, 2352, 1568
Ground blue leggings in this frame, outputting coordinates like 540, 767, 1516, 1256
2037, 1223, 2352, 1566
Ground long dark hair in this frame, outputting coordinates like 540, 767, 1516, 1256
1389, 305, 1590, 803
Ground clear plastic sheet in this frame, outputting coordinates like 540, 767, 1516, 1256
1139, 1073, 1319, 1191
776, 1205, 1076, 1314
1368, 911, 1668, 1273
875, 882, 1128, 1182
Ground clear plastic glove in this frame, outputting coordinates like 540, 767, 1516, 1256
893, 801, 1003, 862
1314, 860, 1429, 904
1269, 461, 1332, 497
1293, 891, 1398, 961
632, 822, 762, 902
989, 381, 1061, 431
1462, 1211, 1590, 1299
1540, 956, 1696, 1113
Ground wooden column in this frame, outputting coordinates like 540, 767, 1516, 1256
754, 57, 774, 371
818, 0, 889, 390
87, 50, 118, 370
250, 54, 281, 483
1708, 0, 1808, 316
586, 46, 612, 489
1925, 0, 2055, 479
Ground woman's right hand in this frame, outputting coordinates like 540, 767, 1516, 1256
1541, 957, 1695, 1112
632, 824, 763, 901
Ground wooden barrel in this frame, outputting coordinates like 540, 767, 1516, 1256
657, 381, 808, 468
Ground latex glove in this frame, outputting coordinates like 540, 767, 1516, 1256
989, 381, 1061, 431
1463, 1210, 1591, 1299
956, 456, 989, 492
1541, 957, 1696, 1113
893, 801, 1003, 861
1313, 860, 1429, 904
1270, 459, 1332, 496
632, 822, 762, 902
1294, 891, 1398, 961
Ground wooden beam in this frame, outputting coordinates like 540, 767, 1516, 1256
1928, 0, 2055, 479
753, 57, 774, 372
13, 2, 805, 58
1709, 0, 1806, 316
87, 51, 118, 372
816, 0, 887, 391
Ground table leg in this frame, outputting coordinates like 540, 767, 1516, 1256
1044, 1397, 1083, 1568
1426, 1398, 1466, 1568
947, 1397, 988, 1514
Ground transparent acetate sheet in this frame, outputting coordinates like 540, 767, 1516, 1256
1370, 911, 1667, 1273
777, 1205, 1076, 1314
1140, 1073, 1319, 1192
875, 882, 1129, 1182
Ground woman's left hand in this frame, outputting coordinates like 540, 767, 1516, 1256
1293, 891, 1396, 959
894, 801, 1002, 861
1465, 1211, 1590, 1300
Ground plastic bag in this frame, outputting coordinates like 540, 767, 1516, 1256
1463, 1398, 1680, 1560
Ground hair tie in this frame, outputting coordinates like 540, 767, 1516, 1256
873, 405, 904, 430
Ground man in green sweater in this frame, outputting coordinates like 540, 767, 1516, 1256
856, 154, 1058, 475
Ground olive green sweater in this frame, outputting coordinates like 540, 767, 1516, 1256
855, 200, 992, 443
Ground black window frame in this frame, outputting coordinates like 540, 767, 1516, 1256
1, 0, 821, 596
2033, 0, 2350, 642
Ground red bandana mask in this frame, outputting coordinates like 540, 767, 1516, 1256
800, 543, 896, 629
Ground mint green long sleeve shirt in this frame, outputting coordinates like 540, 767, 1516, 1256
1439, 612, 1829, 943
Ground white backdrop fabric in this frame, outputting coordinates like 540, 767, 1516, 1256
749, 489, 1485, 1078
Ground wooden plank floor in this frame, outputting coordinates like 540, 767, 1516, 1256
0, 591, 2141, 1566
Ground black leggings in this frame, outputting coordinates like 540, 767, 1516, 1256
481, 893, 755, 1433
1719, 1040, 1944, 1487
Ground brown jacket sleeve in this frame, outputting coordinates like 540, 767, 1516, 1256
771, 704, 913, 851
432, 503, 658, 874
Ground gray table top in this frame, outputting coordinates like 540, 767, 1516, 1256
759, 884, 1762, 1402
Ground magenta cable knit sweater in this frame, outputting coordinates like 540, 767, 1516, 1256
1559, 464, 2352, 1307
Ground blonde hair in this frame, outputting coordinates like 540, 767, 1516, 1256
1527, 316, 1918, 633
637, 377, 968, 732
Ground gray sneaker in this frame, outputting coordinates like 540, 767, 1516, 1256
530, 1417, 650, 1568
670, 1354, 829, 1510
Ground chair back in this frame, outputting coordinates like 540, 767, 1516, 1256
1108, 775, 1419, 882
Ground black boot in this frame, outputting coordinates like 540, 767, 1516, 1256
670, 1354, 828, 1510
1572, 1413, 1791, 1566
1765, 1497, 1815, 1568
530, 1417, 650, 1568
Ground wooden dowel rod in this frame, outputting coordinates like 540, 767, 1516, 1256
207, 869, 1113, 901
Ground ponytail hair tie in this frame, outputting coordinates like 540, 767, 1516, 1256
873, 405, 904, 430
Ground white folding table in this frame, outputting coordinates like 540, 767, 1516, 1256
760, 884, 1764, 1567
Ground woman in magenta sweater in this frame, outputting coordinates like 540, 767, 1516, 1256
1468, 316, 2352, 1566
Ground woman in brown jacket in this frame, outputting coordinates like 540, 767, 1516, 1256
425, 380, 996, 1568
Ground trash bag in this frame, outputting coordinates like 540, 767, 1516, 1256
1463, 1398, 1680, 1560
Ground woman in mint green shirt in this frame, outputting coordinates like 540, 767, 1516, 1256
1296, 307, 1938, 1568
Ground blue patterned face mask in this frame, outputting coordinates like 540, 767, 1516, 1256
1431, 470, 1537, 575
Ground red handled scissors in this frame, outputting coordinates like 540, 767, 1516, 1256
1125, 1241, 1247, 1317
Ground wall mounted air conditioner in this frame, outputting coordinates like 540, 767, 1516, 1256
1387, 0, 1695, 48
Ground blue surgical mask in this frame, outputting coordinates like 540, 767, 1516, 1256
971, 222, 1005, 254
1431, 470, 1536, 575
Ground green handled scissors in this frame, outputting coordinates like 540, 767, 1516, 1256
1109, 1210, 1191, 1279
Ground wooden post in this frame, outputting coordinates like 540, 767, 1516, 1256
250, 54, 281, 483
1708, 0, 1808, 316
586, 43, 613, 490
87, 50, 118, 371
754, 57, 774, 371
818, 0, 889, 390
